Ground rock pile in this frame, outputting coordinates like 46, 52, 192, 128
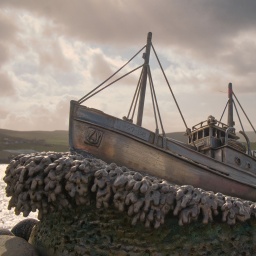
3, 151, 256, 228
0, 219, 39, 256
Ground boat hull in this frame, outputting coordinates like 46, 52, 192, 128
69, 101, 256, 201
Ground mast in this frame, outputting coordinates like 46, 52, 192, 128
227, 82, 234, 127
136, 32, 152, 126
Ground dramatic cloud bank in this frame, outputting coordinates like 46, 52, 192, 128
0, 0, 256, 133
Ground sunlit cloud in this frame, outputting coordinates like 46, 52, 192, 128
0, 1, 256, 132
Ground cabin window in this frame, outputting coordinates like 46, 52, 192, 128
204, 128, 209, 137
193, 132, 197, 141
198, 130, 203, 139
235, 157, 241, 166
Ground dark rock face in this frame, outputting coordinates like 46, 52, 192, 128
11, 218, 38, 241
29, 204, 256, 256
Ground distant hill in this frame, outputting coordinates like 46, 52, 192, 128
0, 129, 69, 163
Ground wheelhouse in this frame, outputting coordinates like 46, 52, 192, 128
188, 115, 256, 171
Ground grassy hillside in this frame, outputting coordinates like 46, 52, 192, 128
0, 129, 69, 163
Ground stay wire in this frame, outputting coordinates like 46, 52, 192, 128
79, 64, 144, 102
127, 68, 143, 119
233, 92, 256, 135
148, 68, 159, 131
233, 101, 245, 134
151, 44, 189, 131
151, 43, 196, 148
78, 45, 146, 104
219, 101, 228, 124
131, 82, 142, 121
148, 66, 165, 135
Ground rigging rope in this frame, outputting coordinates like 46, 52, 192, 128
78, 45, 146, 104
233, 101, 245, 134
151, 44, 189, 132
126, 69, 143, 120
131, 81, 142, 121
151, 43, 196, 148
79, 64, 143, 102
148, 74, 159, 131
233, 92, 256, 135
148, 66, 164, 135
219, 101, 228, 123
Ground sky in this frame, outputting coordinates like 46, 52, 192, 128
0, 0, 256, 134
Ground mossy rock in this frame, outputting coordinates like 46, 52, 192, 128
29, 204, 256, 256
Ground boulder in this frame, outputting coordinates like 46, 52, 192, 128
0, 235, 39, 256
11, 218, 38, 241
0, 229, 14, 236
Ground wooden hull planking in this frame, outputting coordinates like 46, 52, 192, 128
69, 101, 256, 201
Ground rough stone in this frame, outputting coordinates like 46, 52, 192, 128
0, 229, 14, 236
0, 235, 39, 256
29, 204, 256, 256
11, 218, 38, 241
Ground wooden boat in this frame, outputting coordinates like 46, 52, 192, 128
69, 32, 256, 201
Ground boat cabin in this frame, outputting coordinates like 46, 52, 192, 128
188, 115, 241, 153
188, 115, 256, 172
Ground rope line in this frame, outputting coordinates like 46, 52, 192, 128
79, 65, 143, 102
127, 69, 143, 120
233, 92, 256, 135
148, 66, 165, 135
219, 101, 228, 124
78, 45, 146, 104
233, 101, 245, 134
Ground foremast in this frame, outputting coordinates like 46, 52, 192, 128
136, 32, 152, 126
227, 82, 234, 128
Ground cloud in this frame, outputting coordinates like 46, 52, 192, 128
2, 1, 256, 48
0, 107, 8, 119
0, 71, 15, 96
0, 1, 256, 131
2, 1, 256, 76
89, 51, 115, 84
0, 10, 19, 66
1, 95, 73, 131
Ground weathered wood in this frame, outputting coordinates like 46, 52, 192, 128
69, 101, 256, 201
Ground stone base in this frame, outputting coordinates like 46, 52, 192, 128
29, 204, 256, 256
